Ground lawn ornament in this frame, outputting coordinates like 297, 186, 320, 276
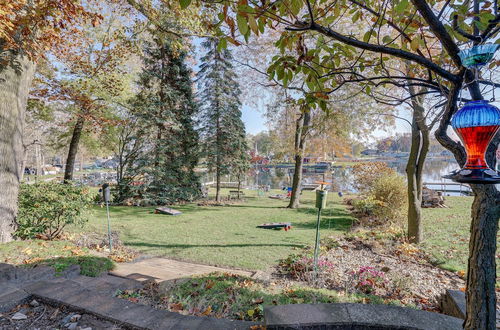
101, 183, 113, 251
442, 43, 500, 183
444, 100, 500, 183
458, 44, 500, 69
155, 207, 182, 216
313, 188, 328, 278
257, 222, 292, 230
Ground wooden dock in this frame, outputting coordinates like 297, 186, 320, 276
423, 182, 473, 196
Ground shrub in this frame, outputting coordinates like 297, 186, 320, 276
350, 162, 407, 224
351, 196, 378, 217
370, 173, 407, 222
352, 162, 395, 193
16, 183, 95, 240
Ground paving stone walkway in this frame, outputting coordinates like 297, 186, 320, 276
0, 263, 468, 329
110, 257, 254, 282
0, 263, 256, 329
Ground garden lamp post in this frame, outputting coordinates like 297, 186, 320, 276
101, 183, 113, 251
313, 181, 328, 278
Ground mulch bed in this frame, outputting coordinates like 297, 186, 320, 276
313, 235, 464, 310
0, 300, 124, 330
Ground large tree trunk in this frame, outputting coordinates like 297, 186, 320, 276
288, 152, 304, 208
464, 132, 500, 330
288, 110, 311, 209
464, 185, 499, 330
0, 54, 36, 243
215, 168, 221, 202
406, 87, 430, 243
19, 144, 28, 182
406, 121, 422, 243
215, 106, 222, 202
64, 115, 85, 182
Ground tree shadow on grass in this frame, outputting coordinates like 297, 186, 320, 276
291, 207, 353, 231
106, 204, 224, 215
224, 204, 286, 209
295, 207, 350, 217
126, 242, 305, 249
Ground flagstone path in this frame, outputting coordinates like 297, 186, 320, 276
0, 262, 466, 329
110, 257, 254, 282
0, 263, 256, 329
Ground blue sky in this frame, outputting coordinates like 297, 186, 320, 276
192, 38, 412, 139
240, 102, 412, 138
241, 105, 267, 134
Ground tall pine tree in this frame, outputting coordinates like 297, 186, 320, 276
122, 39, 200, 205
197, 39, 249, 201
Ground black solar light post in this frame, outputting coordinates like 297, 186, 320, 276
102, 183, 113, 251
313, 183, 328, 278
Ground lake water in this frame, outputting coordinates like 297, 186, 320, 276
204, 158, 483, 196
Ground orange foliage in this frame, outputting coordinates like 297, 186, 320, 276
351, 162, 396, 192
0, 0, 101, 60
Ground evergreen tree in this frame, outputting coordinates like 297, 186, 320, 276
121, 40, 200, 205
197, 38, 249, 201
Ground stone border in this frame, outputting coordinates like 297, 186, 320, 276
23, 279, 257, 330
441, 289, 466, 319
0, 263, 467, 330
264, 303, 463, 330
0, 262, 258, 329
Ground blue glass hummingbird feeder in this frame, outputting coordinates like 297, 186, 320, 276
458, 44, 500, 69
444, 100, 500, 183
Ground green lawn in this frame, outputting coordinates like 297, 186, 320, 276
82, 193, 483, 273
420, 196, 478, 273
80, 190, 353, 270
1, 189, 484, 275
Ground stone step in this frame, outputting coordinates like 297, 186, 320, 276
264, 303, 463, 330
70, 274, 143, 296
0, 263, 71, 284
0, 263, 18, 282
23, 279, 257, 329
0, 284, 29, 312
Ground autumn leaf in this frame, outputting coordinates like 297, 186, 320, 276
169, 302, 183, 312
251, 298, 264, 305
205, 279, 215, 289
201, 306, 212, 316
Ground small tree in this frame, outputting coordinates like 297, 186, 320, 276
197, 38, 249, 201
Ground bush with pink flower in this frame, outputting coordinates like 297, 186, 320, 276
350, 266, 388, 294
279, 253, 334, 281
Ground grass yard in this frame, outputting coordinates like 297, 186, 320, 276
0, 240, 114, 276
0, 189, 486, 276
420, 196, 480, 273
79, 190, 353, 271
79, 192, 484, 273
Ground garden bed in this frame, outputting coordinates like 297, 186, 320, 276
279, 234, 465, 311
115, 273, 403, 322
0, 300, 124, 329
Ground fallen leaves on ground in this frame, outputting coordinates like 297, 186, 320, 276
201, 306, 212, 316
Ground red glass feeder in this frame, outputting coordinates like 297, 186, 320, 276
443, 100, 500, 183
